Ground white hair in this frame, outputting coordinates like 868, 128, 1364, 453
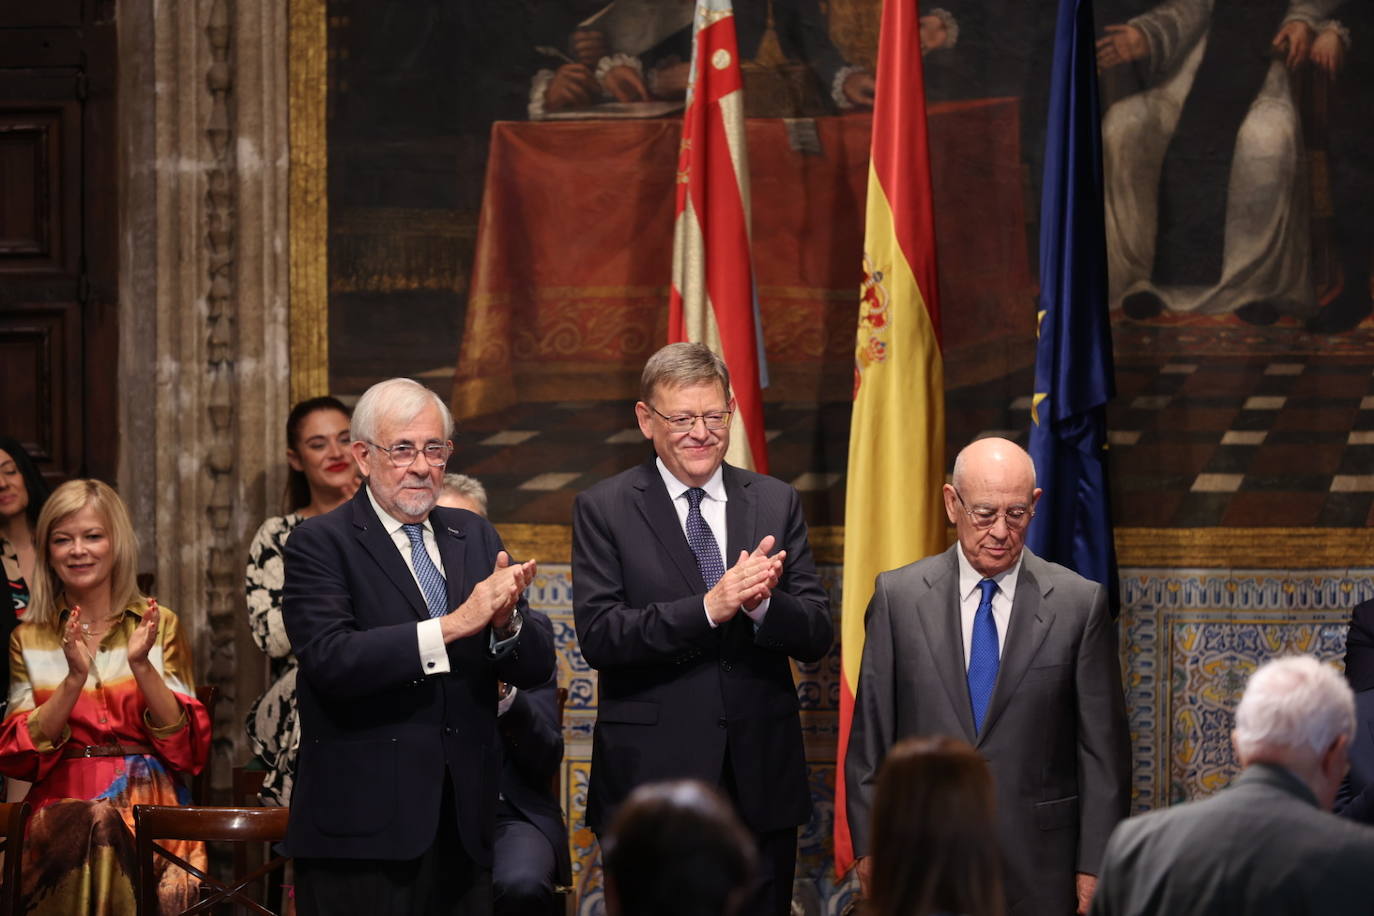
351, 378, 453, 446
441, 473, 488, 515
1233, 655, 1355, 760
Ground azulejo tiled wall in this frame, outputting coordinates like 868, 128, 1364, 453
1119, 568, 1366, 811
531, 564, 1369, 916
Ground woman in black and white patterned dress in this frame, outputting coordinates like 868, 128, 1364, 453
244, 397, 355, 805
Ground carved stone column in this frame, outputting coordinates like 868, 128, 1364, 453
117, 0, 291, 791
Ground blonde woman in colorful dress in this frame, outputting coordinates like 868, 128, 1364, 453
244, 396, 355, 805
0, 478, 210, 913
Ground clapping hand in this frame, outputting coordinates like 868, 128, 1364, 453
705, 535, 786, 624
444, 552, 537, 640
128, 596, 160, 666
61, 606, 91, 682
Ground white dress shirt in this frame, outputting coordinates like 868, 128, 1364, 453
367, 486, 454, 676
955, 545, 1021, 670
655, 457, 770, 627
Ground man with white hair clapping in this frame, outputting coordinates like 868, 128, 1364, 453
1090, 655, 1374, 916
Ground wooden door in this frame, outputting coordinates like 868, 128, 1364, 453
0, 0, 117, 484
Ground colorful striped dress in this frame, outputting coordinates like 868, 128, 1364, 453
0, 602, 211, 914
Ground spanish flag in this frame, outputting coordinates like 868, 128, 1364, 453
834, 0, 946, 875
668, 0, 768, 473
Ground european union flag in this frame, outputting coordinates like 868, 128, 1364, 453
1026, 0, 1119, 615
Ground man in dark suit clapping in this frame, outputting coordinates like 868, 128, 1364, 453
283, 378, 555, 916
572, 342, 832, 916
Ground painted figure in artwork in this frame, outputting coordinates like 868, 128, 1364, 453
1098, 0, 1348, 325
528, 0, 965, 116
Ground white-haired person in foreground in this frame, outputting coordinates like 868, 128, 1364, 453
1090, 655, 1374, 916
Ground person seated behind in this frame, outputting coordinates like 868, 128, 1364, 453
1336, 598, 1374, 823
0, 436, 52, 628
864, 735, 1003, 916
438, 473, 571, 916
1, 437, 52, 736
0, 436, 52, 801
1090, 655, 1374, 916
602, 779, 757, 916
0, 479, 210, 913
244, 396, 357, 806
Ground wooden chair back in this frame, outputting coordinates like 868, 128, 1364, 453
191, 684, 218, 804
0, 802, 30, 916
232, 767, 268, 807
229, 766, 285, 910
133, 804, 289, 916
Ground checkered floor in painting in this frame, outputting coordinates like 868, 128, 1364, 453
1108, 356, 1374, 527
423, 354, 1374, 527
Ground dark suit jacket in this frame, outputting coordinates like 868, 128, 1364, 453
846, 546, 1130, 916
1090, 764, 1374, 916
497, 661, 571, 885
282, 486, 555, 864
1336, 597, 1374, 823
571, 460, 832, 835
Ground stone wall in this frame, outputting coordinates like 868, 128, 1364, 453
116, 0, 292, 791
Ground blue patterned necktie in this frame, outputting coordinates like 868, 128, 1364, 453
967, 578, 1000, 733
402, 523, 448, 618
684, 487, 725, 589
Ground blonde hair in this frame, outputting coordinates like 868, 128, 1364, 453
27, 479, 143, 629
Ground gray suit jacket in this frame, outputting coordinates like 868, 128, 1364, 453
1090, 764, 1374, 916
845, 546, 1130, 916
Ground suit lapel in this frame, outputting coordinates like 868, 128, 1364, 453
917, 548, 977, 744
631, 463, 704, 592
351, 489, 429, 621
432, 509, 469, 614
722, 464, 753, 562
978, 551, 1056, 742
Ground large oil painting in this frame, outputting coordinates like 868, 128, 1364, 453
314, 0, 1373, 530
292, 2, 1373, 912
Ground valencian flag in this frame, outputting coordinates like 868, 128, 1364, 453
668, 0, 768, 473
1026, 0, 1120, 614
835, 0, 946, 875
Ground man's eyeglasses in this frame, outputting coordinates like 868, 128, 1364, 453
367, 441, 453, 469
953, 488, 1033, 530
648, 404, 733, 432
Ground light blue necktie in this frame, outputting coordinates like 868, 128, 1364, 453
967, 578, 1000, 733
402, 523, 448, 618
684, 488, 725, 589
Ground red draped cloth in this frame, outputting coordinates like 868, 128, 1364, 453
452, 103, 1033, 419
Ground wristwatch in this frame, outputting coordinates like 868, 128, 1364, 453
495, 606, 523, 641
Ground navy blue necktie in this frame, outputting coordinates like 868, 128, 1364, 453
684, 488, 725, 589
967, 578, 1000, 733
402, 523, 448, 618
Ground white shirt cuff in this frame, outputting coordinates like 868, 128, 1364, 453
704, 600, 718, 629
743, 596, 771, 626
418, 618, 450, 676
704, 597, 771, 628
497, 685, 519, 717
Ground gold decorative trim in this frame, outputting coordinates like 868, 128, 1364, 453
492, 525, 1374, 570
499, 524, 576, 565
288, 0, 329, 402
1113, 528, 1374, 569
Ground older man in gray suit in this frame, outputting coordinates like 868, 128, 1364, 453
846, 437, 1130, 916
1090, 655, 1374, 916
